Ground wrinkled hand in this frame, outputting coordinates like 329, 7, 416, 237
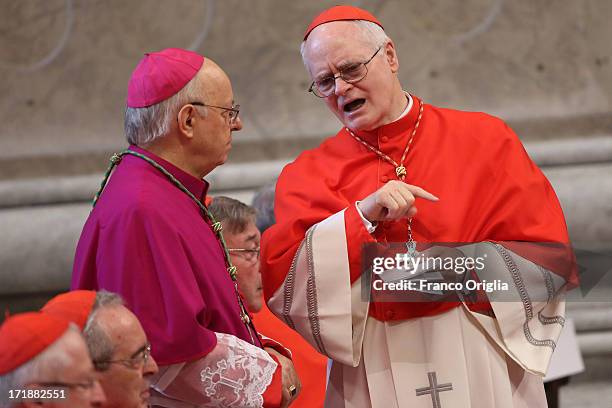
357, 180, 438, 222
265, 347, 301, 407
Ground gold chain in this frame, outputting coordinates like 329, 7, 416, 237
346, 98, 424, 181
346, 97, 424, 255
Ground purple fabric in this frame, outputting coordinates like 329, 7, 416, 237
72, 146, 252, 365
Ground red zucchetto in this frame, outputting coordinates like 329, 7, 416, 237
303, 5, 384, 40
41, 290, 96, 330
127, 48, 205, 108
0, 312, 69, 374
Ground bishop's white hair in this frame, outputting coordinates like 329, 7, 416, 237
300, 20, 390, 67
124, 70, 205, 146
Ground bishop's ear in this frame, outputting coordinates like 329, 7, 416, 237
176, 104, 197, 139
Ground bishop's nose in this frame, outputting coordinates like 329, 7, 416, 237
232, 116, 243, 131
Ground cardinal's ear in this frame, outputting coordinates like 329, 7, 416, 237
384, 40, 399, 73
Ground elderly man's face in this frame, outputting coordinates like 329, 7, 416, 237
192, 63, 243, 168
93, 305, 159, 408
303, 21, 400, 131
224, 220, 263, 313
27, 329, 106, 408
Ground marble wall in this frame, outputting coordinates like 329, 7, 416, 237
1, 0, 611, 179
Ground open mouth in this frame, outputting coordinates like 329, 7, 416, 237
343, 98, 365, 113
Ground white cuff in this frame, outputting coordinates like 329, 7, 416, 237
355, 201, 377, 233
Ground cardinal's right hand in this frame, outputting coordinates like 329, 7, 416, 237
357, 180, 438, 222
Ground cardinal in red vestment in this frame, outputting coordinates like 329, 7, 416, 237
261, 5, 576, 408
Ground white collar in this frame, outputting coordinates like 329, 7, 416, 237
394, 92, 414, 122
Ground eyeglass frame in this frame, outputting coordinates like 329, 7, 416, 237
227, 247, 260, 262
190, 101, 240, 125
308, 45, 383, 98
93, 342, 152, 372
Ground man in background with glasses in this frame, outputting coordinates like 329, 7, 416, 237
209, 196, 265, 314
261, 5, 574, 408
42, 290, 158, 408
209, 196, 330, 408
208, 196, 303, 406
209, 196, 302, 407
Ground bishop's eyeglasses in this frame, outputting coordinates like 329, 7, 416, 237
308, 46, 382, 98
190, 101, 240, 125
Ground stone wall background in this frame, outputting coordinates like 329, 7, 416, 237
0, 0, 611, 177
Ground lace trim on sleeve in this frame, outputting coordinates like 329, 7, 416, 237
151, 332, 277, 407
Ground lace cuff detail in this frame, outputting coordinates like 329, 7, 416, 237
151, 332, 278, 407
